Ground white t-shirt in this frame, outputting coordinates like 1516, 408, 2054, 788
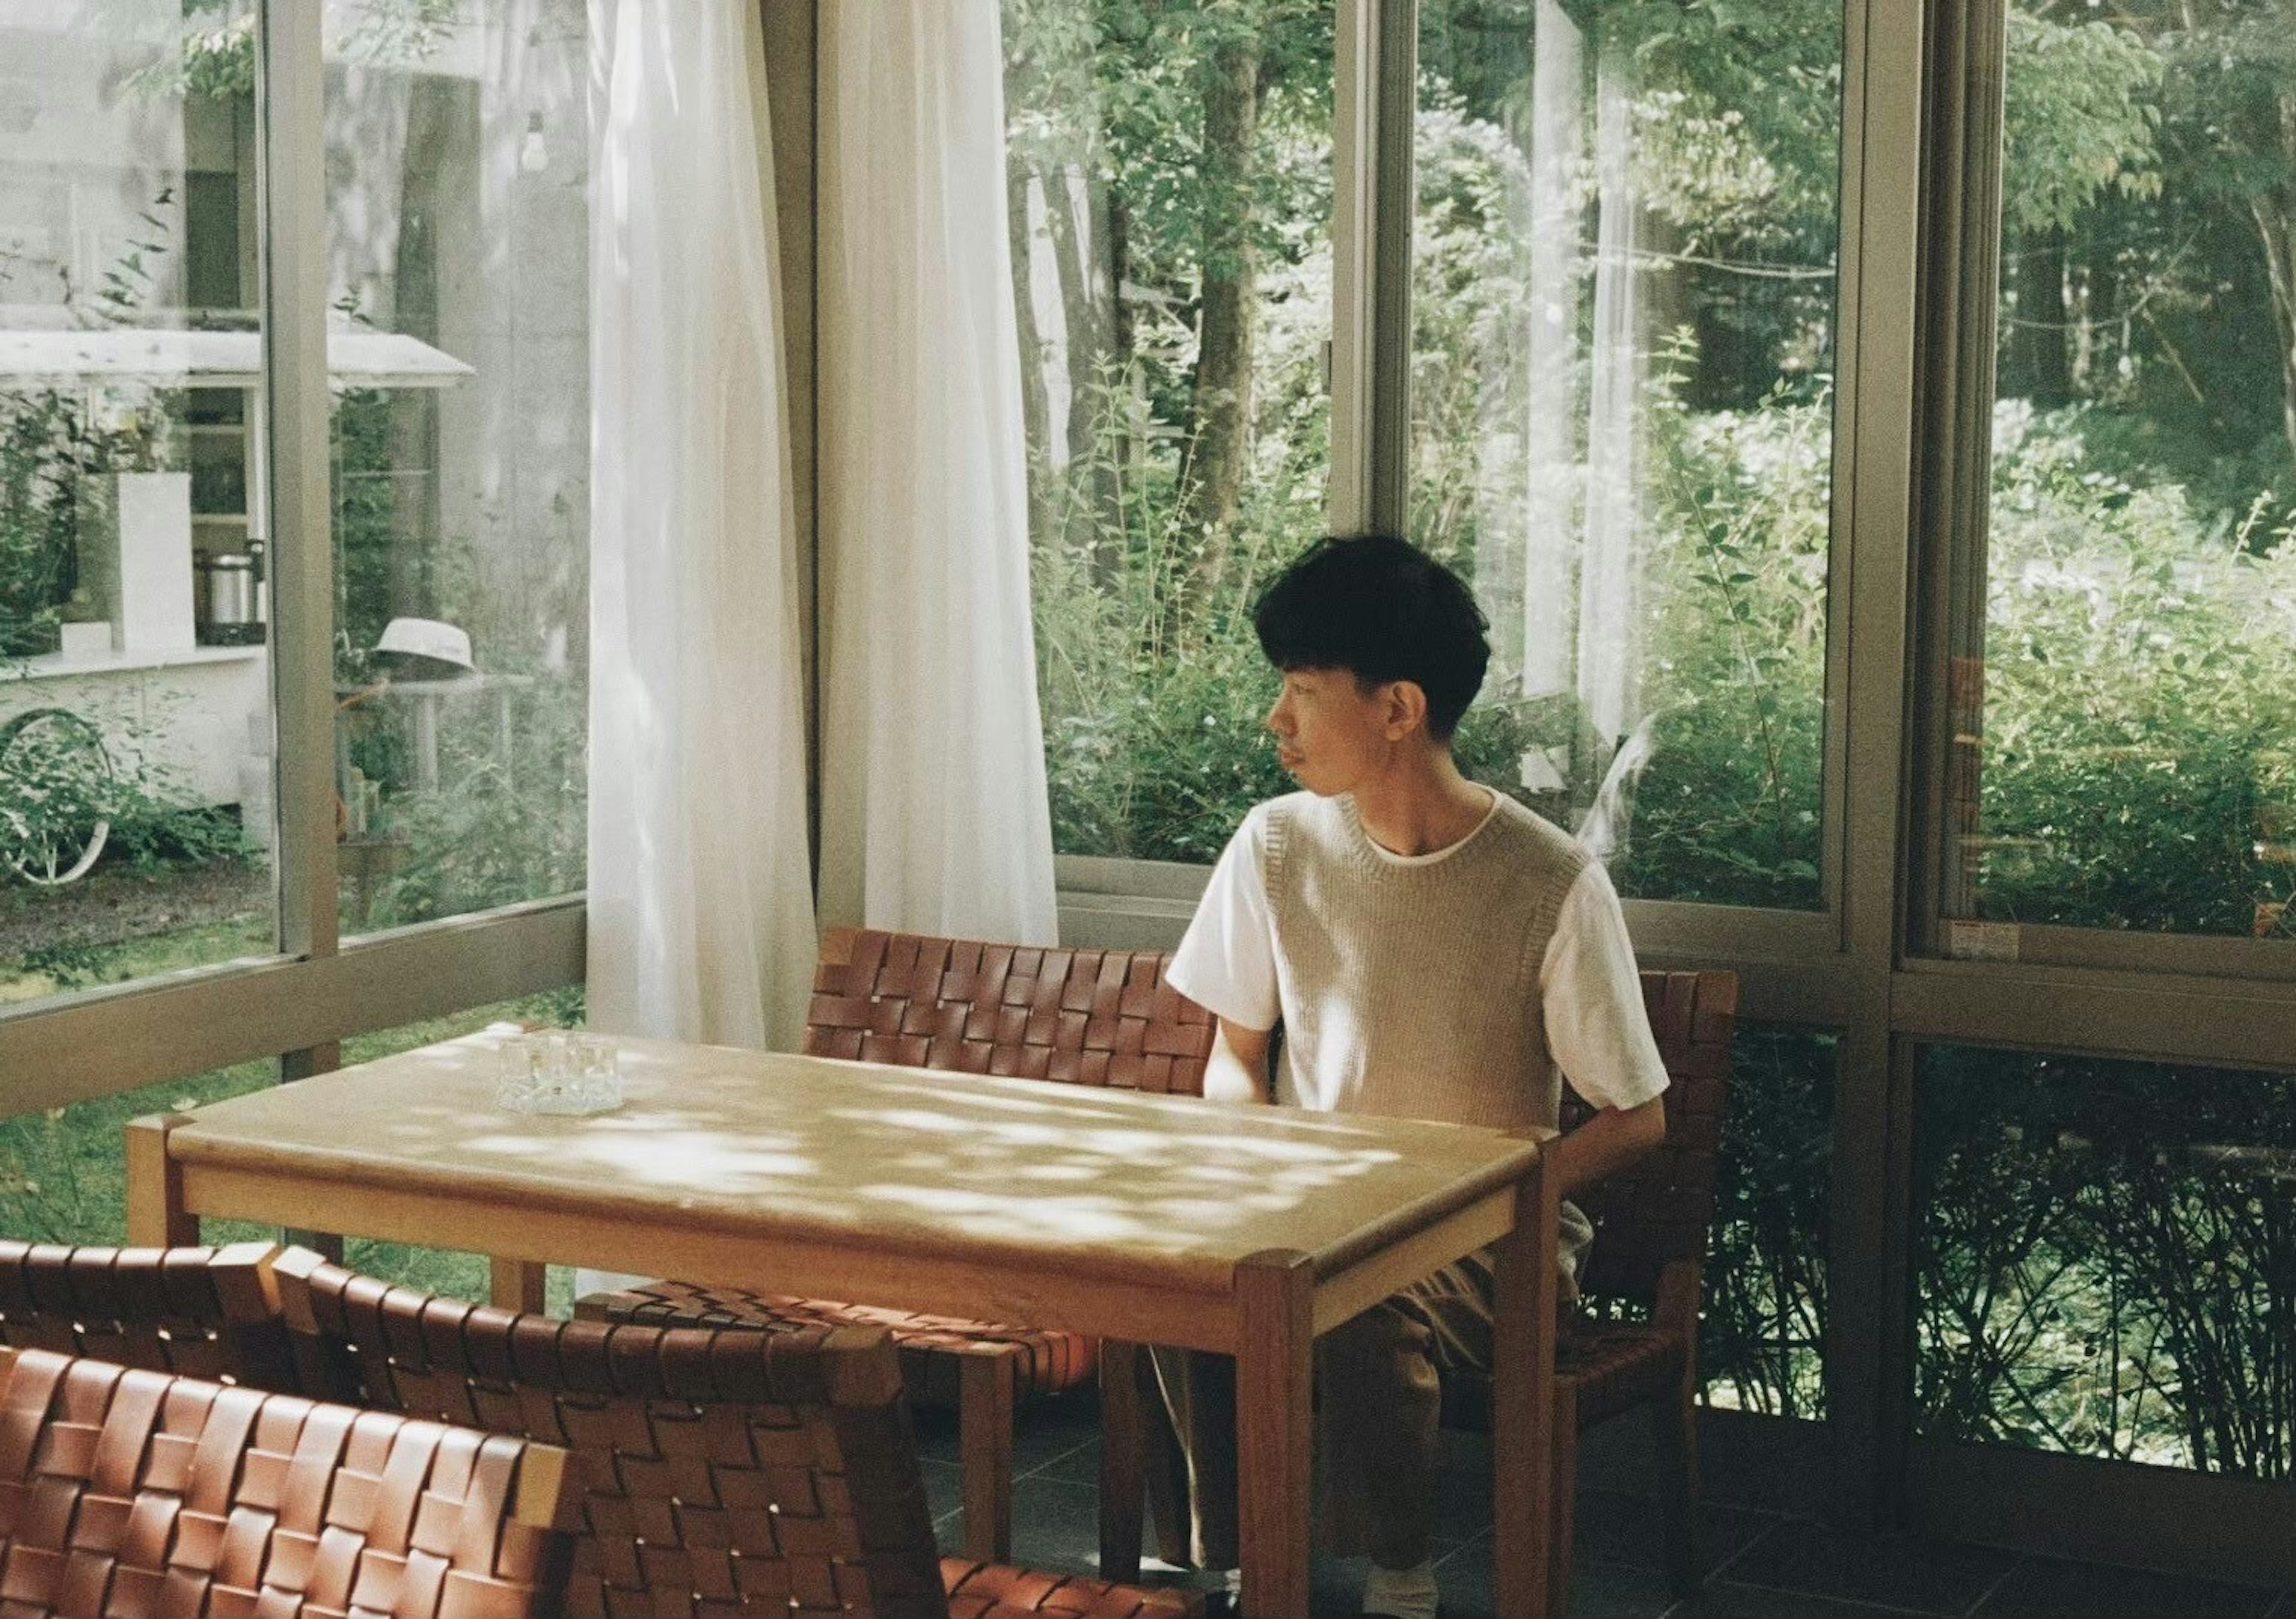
1168, 793, 1669, 1120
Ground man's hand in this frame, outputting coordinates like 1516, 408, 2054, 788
1204, 1018, 1274, 1105
1553, 1093, 1667, 1199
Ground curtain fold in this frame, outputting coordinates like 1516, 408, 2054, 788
817, 0, 1060, 946
585, 0, 816, 1052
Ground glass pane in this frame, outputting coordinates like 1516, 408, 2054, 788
1952, 9, 2296, 938
1915, 1045, 2295, 1479
323, 1, 588, 932
1410, 2, 1842, 909
0, 989, 582, 1312
0, 4, 275, 1003
1010, 0, 1336, 862
1703, 1022, 1833, 1419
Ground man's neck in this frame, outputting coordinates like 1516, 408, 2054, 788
1349, 752, 1494, 857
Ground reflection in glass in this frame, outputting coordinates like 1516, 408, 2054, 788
1007, 0, 1335, 862
1916, 1044, 2294, 1477
323, 0, 588, 933
1411, 1, 1842, 909
0, 2, 274, 1005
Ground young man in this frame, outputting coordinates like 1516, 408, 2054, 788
1159, 534, 1671, 1619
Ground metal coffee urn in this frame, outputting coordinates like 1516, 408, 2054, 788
196, 544, 264, 646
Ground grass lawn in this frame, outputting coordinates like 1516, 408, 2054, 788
0, 984, 585, 1315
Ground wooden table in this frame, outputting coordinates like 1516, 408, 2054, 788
129, 1033, 1561, 1618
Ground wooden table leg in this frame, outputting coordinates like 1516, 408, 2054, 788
1495, 1148, 1561, 1619
489, 1258, 547, 1313
1098, 1339, 1147, 1581
125, 1114, 199, 1248
959, 1346, 1017, 1562
1235, 1249, 1313, 1619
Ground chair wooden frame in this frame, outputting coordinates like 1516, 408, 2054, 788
1442, 967, 1738, 1614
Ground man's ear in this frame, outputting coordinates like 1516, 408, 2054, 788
1382, 680, 1430, 740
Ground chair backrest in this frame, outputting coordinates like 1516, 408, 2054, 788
1574, 969, 1739, 1306
274, 1250, 955, 1619
0, 1342, 572, 1619
806, 926, 1216, 1097
0, 1239, 303, 1394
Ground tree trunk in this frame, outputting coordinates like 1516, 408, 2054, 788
1106, 193, 1140, 586
1045, 158, 1121, 569
387, 72, 459, 622
2249, 0, 2296, 479
2003, 228, 2071, 409
1176, 35, 1259, 622
2251, 191, 2296, 491
1007, 159, 1059, 549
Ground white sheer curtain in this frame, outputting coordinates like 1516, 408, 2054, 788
816, 0, 1059, 946
585, 0, 816, 1052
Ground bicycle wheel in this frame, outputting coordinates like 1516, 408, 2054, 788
0, 707, 114, 885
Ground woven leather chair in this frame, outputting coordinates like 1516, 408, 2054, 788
0, 1239, 301, 1395
1441, 967, 1738, 1615
0, 1342, 574, 1618
273, 1250, 1201, 1619
579, 926, 1216, 1565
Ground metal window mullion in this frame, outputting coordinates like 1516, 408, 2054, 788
257, 0, 338, 975
1825, 0, 1928, 1534
1904, 0, 2008, 959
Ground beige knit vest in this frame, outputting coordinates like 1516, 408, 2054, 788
1264, 790, 1596, 1265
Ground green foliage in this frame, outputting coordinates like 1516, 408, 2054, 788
1974, 404, 2296, 933
1611, 367, 1830, 907
2002, 10, 2163, 238
0, 993, 582, 1312
118, 0, 465, 103
1702, 1025, 1833, 1418
17, 936, 116, 990
0, 389, 176, 658
368, 676, 588, 927
1918, 1047, 2295, 1478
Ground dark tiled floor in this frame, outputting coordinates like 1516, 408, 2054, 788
912, 1397, 2293, 1618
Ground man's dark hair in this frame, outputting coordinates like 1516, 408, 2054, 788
1251, 534, 1491, 740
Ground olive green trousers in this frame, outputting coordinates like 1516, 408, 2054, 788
1147, 1250, 1527, 1572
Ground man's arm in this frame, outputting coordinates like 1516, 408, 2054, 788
1551, 1095, 1666, 1199
1203, 1018, 1274, 1105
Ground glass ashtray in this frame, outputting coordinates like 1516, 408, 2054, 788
496, 1030, 623, 1116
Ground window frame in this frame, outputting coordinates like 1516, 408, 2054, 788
8, 0, 2296, 1584
0, 1, 585, 1108
1054, 0, 2296, 1581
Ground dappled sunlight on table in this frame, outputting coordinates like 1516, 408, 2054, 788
166, 1031, 1526, 1277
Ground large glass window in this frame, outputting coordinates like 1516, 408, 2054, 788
1915, 1044, 2294, 1479
1410, 1, 1843, 910
1950, 5, 2296, 940
1703, 1022, 1833, 1418
0, 4, 275, 1003
1008, 0, 1335, 863
323, 0, 588, 933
